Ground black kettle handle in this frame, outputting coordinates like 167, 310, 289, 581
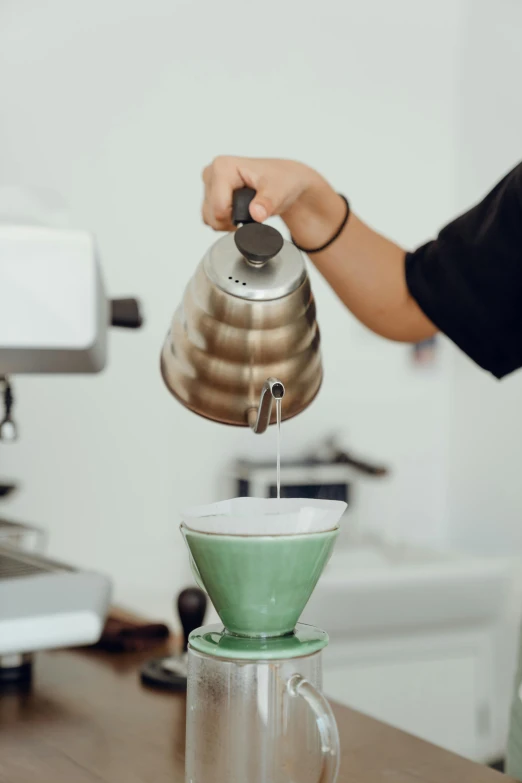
233, 187, 257, 226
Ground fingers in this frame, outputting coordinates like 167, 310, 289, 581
201, 199, 234, 232
202, 156, 244, 231
201, 156, 306, 232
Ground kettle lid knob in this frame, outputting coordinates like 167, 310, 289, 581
234, 222, 284, 265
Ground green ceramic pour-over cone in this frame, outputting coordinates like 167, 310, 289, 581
180, 498, 347, 639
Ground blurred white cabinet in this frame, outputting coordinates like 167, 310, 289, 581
301, 542, 517, 763
322, 632, 492, 761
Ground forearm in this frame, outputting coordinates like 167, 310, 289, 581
283, 177, 437, 342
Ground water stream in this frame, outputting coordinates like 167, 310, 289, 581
276, 397, 282, 499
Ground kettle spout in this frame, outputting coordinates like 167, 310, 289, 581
247, 378, 285, 434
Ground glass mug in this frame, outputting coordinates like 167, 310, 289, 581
185, 639, 340, 783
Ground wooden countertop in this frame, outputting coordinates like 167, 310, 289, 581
0, 647, 510, 782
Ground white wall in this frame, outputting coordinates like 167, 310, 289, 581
0, 0, 462, 622
449, 0, 522, 556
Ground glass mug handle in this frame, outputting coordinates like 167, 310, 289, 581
288, 674, 340, 783
179, 524, 207, 593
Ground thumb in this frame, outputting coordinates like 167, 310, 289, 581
250, 199, 270, 222
249, 176, 278, 222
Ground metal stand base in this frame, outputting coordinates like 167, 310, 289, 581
140, 654, 188, 692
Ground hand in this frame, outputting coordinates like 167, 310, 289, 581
201, 156, 323, 231
200, 155, 435, 345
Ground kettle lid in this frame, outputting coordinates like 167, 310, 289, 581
204, 188, 307, 302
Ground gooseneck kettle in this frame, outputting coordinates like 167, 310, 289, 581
161, 187, 322, 432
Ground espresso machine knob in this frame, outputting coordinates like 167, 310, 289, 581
140, 587, 207, 691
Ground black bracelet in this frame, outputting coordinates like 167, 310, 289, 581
291, 194, 350, 254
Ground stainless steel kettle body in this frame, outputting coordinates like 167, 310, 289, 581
161, 188, 322, 432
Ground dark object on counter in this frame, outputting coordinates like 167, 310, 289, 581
177, 587, 208, 653
92, 607, 170, 653
0, 483, 16, 499
110, 298, 144, 329
0, 653, 32, 690
140, 587, 207, 692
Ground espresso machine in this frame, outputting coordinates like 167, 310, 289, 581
0, 193, 142, 685
162, 189, 343, 782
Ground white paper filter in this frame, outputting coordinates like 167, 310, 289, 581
181, 497, 347, 536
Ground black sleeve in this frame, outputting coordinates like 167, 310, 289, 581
405, 162, 522, 379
